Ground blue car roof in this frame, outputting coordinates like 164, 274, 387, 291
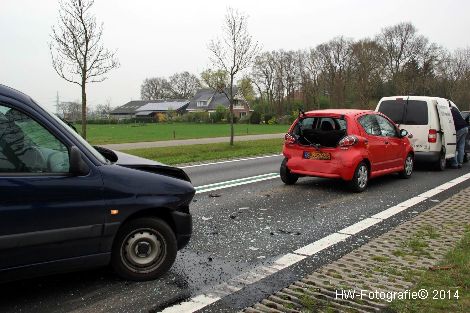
0, 84, 34, 105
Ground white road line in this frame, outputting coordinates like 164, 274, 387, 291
159, 172, 470, 313
159, 295, 220, 313
195, 173, 279, 194
396, 196, 426, 208
179, 154, 282, 169
271, 253, 306, 269
418, 188, 444, 198
371, 205, 408, 220
338, 218, 383, 235
294, 233, 350, 256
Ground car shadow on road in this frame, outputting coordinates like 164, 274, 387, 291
0, 268, 120, 312
289, 164, 434, 194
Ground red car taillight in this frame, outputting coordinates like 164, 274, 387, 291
339, 135, 358, 147
428, 129, 437, 143
284, 133, 296, 144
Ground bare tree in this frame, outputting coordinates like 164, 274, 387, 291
58, 101, 82, 121
50, 0, 118, 139
351, 39, 386, 107
201, 69, 230, 91
94, 98, 112, 119
237, 76, 256, 102
252, 51, 276, 106
376, 22, 429, 94
302, 48, 322, 108
438, 48, 470, 107
168, 72, 201, 99
141, 77, 171, 100
316, 36, 353, 106
208, 7, 260, 145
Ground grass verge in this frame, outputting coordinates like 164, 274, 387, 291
83, 123, 287, 145
122, 138, 283, 165
390, 225, 470, 312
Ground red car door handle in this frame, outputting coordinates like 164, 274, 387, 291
384, 141, 389, 144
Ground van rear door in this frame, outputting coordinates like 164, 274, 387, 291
436, 99, 456, 159
377, 98, 429, 153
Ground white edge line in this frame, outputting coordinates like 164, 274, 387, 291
294, 233, 350, 256
338, 218, 383, 235
179, 154, 282, 169
159, 294, 220, 313
371, 205, 408, 220
161, 172, 470, 313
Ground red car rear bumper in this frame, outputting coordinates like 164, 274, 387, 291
283, 145, 363, 181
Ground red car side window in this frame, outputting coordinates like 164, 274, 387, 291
376, 115, 398, 137
358, 115, 381, 136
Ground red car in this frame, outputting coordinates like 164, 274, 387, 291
281, 109, 414, 192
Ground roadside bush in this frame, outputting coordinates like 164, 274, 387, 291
239, 115, 250, 124
276, 115, 293, 124
267, 116, 277, 125
232, 116, 239, 124
136, 117, 154, 123
212, 105, 228, 123
76, 118, 120, 124
183, 112, 210, 123
263, 114, 273, 124
155, 113, 167, 123
249, 111, 261, 124
171, 115, 183, 122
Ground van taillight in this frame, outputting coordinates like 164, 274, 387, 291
428, 129, 437, 143
339, 135, 358, 147
284, 133, 296, 144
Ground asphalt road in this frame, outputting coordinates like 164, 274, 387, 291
1, 156, 469, 313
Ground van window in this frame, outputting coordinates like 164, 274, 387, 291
404, 101, 428, 125
378, 99, 428, 125
379, 100, 405, 124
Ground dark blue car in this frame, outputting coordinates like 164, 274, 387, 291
0, 84, 195, 281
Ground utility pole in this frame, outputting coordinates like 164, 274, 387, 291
56, 91, 60, 115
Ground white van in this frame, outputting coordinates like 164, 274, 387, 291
376, 96, 456, 170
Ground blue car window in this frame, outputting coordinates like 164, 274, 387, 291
0, 105, 69, 173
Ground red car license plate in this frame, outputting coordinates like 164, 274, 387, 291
303, 151, 331, 160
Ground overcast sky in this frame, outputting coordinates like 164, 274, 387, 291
1, 0, 469, 111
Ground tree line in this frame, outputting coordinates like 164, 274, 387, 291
251, 22, 470, 115
141, 22, 470, 115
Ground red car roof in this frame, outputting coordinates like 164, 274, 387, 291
304, 109, 373, 116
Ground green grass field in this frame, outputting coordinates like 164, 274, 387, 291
83, 123, 288, 145
123, 138, 284, 165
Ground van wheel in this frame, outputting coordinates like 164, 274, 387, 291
280, 158, 298, 185
399, 154, 414, 179
111, 217, 177, 281
349, 162, 368, 192
435, 150, 446, 171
